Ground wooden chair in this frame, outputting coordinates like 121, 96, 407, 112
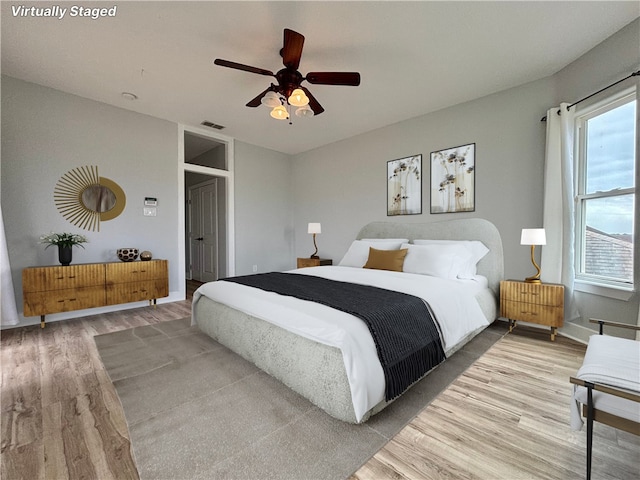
570, 318, 640, 480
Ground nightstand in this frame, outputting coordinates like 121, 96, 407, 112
297, 258, 332, 268
500, 279, 564, 341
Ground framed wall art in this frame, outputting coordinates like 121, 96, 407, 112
387, 154, 422, 216
430, 143, 475, 214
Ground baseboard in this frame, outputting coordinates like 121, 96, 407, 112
557, 321, 592, 345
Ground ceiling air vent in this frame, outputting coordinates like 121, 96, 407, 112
201, 121, 225, 130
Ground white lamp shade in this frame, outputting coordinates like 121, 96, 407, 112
307, 223, 321, 234
288, 88, 309, 107
261, 91, 281, 108
295, 105, 314, 118
270, 104, 289, 120
520, 228, 546, 245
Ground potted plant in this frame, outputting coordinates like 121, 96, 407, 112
40, 232, 88, 266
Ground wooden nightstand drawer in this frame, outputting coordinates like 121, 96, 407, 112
297, 258, 332, 268
500, 280, 563, 307
501, 300, 563, 328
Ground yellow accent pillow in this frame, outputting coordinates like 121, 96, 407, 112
363, 247, 408, 272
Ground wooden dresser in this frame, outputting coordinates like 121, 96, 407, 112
23, 260, 168, 327
500, 279, 564, 341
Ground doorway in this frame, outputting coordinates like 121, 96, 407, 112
180, 125, 235, 295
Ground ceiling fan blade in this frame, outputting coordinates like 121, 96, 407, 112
214, 59, 274, 77
246, 87, 274, 107
306, 72, 361, 86
281, 29, 305, 70
300, 87, 324, 115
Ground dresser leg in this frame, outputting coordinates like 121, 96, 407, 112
508, 319, 516, 333
550, 327, 556, 341
40, 315, 46, 328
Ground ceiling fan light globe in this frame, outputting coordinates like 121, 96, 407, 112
288, 88, 309, 107
295, 105, 314, 118
270, 105, 289, 120
261, 91, 281, 108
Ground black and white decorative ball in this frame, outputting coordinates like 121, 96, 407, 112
117, 248, 139, 262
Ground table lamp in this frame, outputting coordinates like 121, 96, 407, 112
308, 223, 321, 259
521, 228, 546, 283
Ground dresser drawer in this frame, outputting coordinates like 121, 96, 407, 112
105, 260, 167, 283
500, 281, 563, 307
105, 279, 169, 305
23, 264, 104, 292
23, 286, 105, 316
501, 300, 563, 328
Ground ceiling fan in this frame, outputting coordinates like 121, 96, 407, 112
214, 28, 360, 119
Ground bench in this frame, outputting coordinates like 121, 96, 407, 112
570, 318, 640, 480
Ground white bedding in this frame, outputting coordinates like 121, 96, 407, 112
193, 265, 491, 422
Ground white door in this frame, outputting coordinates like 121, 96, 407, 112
188, 180, 218, 282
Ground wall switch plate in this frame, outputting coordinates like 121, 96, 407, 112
252, 265, 258, 272
143, 207, 157, 217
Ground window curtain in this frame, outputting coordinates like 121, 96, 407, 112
1, 204, 19, 326
540, 103, 580, 321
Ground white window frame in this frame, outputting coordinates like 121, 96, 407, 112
574, 87, 636, 295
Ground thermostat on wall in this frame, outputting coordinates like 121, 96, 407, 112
144, 197, 157, 206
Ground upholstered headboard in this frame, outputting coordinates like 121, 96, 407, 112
357, 218, 504, 295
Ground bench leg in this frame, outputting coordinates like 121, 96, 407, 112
586, 386, 594, 480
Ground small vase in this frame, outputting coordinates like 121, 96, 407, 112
58, 245, 72, 266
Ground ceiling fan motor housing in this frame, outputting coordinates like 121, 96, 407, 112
275, 68, 304, 99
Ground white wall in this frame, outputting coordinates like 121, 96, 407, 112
234, 141, 294, 275
1, 76, 295, 326
290, 18, 640, 337
1, 76, 181, 325
292, 77, 556, 282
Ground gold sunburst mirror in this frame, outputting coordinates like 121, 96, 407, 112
54, 166, 126, 231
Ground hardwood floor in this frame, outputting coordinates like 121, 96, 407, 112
351, 327, 640, 480
1, 288, 192, 480
2, 287, 638, 479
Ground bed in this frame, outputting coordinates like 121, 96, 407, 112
192, 218, 504, 423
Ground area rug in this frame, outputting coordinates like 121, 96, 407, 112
95, 317, 507, 480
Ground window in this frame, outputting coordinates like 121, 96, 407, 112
575, 88, 636, 290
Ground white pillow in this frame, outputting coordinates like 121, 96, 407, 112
339, 240, 406, 267
401, 243, 472, 279
361, 238, 409, 243
412, 239, 489, 279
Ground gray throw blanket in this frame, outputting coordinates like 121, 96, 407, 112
221, 272, 445, 401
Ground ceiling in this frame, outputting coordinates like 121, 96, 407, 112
2, 1, 638, 155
